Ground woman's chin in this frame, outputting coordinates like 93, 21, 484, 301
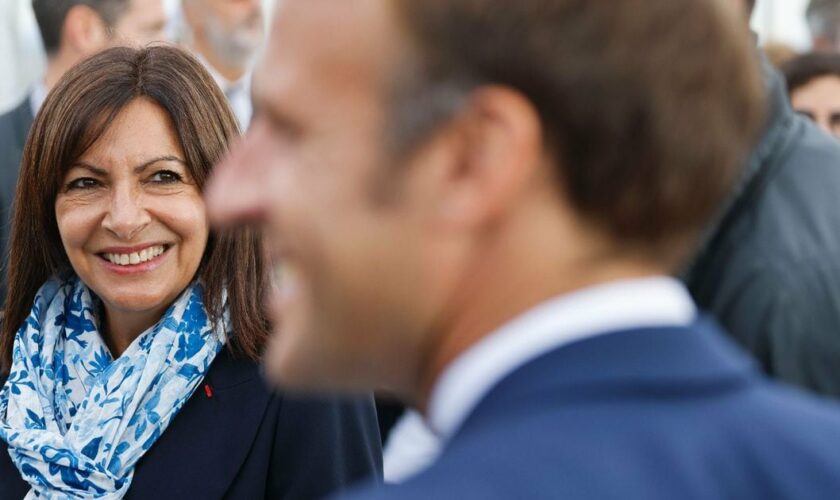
98, 290, 177, 318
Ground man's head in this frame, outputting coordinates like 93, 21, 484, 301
206, 0, 764, 398
32, 0, 167, 59
807, 0, 840, 51
180, 0, 264, 79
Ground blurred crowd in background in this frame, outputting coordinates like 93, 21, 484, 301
5, 0, 840, 133
5, 0, 840, 135
0, 0, 274, 119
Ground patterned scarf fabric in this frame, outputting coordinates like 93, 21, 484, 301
0, 275, 228, 499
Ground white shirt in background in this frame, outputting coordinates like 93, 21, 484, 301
195, 53, 253, 131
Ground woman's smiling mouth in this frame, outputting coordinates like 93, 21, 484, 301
97, 244, 172, 271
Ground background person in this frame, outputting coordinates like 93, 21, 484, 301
684, 0, 840, 398
0, 45, 381, 499
0, 0, 169, 308
807, 0, 840, 51
206, 0, 840, 498
178, 0, 265, 129
782, 51, 840, 137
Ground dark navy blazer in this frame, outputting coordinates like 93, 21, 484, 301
0, 348, 383, 499
0, 97, 33, 306
341, 320, 840, 499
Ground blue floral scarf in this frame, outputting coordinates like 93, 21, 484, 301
0, 275, 228, 499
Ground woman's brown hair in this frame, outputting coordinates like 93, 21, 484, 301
1, 45, 269, 372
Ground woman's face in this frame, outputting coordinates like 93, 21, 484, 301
791, 75, 840, 138
55, 97, 209, 322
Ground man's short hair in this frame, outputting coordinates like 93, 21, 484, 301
31, 0, 130, 55
390, 0, 764, 262
781, 51, 840, 94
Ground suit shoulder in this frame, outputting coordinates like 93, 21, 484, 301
0, 98, 31, 136
361, 382, 840, 499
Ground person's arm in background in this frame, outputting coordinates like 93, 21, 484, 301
711, 257, 840, 397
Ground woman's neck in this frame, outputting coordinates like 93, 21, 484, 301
101, 305, 166, 358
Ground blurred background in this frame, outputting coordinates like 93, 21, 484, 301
0, 0, 824, 112
0, 0, 833, 112
0, 0, 276, 113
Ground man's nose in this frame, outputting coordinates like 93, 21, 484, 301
205, 128, 269, 227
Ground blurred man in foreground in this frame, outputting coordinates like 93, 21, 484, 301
208, 0, 840, 498
0, 0, 167, 305
179, 0, 265, 128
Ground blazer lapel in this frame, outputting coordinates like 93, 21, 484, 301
127, 349, 272, 498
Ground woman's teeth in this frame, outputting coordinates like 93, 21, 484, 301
104, 245, 166, 266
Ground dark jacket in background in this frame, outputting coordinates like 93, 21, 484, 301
685, 58, 840, 397
0, 97, 33, 307
0, 348, 383, 499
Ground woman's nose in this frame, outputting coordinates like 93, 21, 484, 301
101, 184, 152, 240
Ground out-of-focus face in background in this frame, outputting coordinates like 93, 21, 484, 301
782, 52, 840, 140
207, 0, 442, 392
55, 98, 209, 330
182, 0, 264, 70
110, 0, 168, 47
791, 75, 840, 138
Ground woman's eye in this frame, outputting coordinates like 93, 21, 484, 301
149, 170, 183, 184
66, 178, 100, 191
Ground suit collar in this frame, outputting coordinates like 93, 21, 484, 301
456, 319, 757, 439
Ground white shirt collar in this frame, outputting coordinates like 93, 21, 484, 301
29, 82, 48, 117
193, 52, 253, 130
427, 276, 696, 441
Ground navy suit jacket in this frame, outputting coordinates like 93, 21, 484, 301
0, 97, 33, 306
0, 348, 383, 499
341, 320, 840, 499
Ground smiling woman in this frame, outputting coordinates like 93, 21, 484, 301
0, 45, 381, 499
54, 98, 210, 356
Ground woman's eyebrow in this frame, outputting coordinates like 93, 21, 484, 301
133, 155, 187, 175
68, 162, 108, 176
69, 156, 187, 176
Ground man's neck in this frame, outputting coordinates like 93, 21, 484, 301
43, 53, 79, 92
192, 38, 248, 83
412, 205, 664, 413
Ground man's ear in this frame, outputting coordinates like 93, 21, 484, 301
62, 5, 110, 56
433, 85, 545, 230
